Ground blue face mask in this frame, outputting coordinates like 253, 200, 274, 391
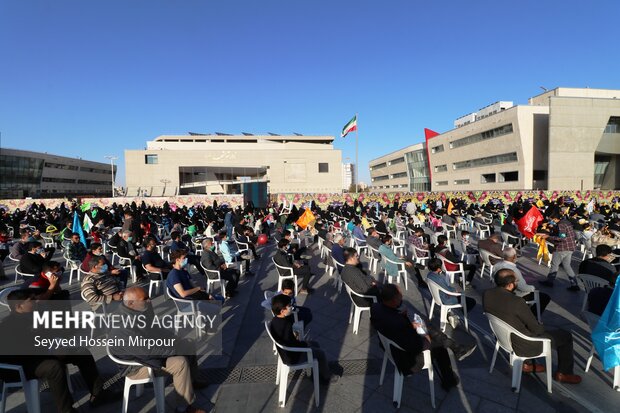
100, 264, 108, 273
181, 258, 188, 268
127, 236, 133, 242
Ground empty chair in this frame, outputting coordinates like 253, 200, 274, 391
427, 278, 469, 332
479, 249, 501, 280
344, 284, 377, 334
475, 222, 491, 239
352, 236, 368, 257
501, 232, 521, 250
264, 321, 320, 407
577, 274, 610, 312
377, 332, 435, 408
486, 313, 552, 393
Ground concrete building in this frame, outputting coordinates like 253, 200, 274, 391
369, 87, 620, 192
124, 133, 342, 196
342, 163, 355, 191
0, 148, 116, 199
369, 143, 431, 192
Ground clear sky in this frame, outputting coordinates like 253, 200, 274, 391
1, 0, 619, 185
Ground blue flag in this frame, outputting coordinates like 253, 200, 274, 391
592, 283, 620, 371
72, 211, 87, 248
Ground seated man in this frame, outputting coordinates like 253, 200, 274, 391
493, 248, 551, 316
200, 238, 239, 298
478, 234, 504, 264
68, 232, 87, 262
269, 294, 334, 384
365, 227, 382, 252
283, 230, 310, 261
0, 289, 118, 412
29, 260, 71, 300
579, 244, 619, 285
460, 231, 478, 255
112, 286, 207, 413
331, 234, 346, 267
370, 284, 475, 391
19, 241, 53, 278
166, 249, 220, 302
351, 219, 366, 245
238, 226, 261, 260
341, 247, 381, 307
81, 242, 128, 288
169, 231, 206, 276
274, 239, 314, 294
483, 269, 582, 383
81, 256, 124, 306
219, 231, 253, 277
141, 238, 172, 279
435, 235, 477, 285
117, 230, 142, 278
261, 279, 313, 326
379, 234, 428, 289
426, 258, 476, 319
408, 227, 433, 258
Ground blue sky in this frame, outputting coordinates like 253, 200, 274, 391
1, 0, 619, 185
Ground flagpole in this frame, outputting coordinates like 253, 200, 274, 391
355, 113, 359, 193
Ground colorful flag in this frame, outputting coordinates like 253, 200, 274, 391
592, 283, 620, 371
341, 115, 357, 138
447, 200, 454, 215
72, 211, 87, 247
295, 209, 316, 229
80, 203, 91, 212
83, 214, 93, 233
516, 206, 543, 239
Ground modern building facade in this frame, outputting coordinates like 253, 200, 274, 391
125, 133, 343, 195
342, 163, 355, 191
369, 143, 431, 192
0, 148, 116, 199
369, 87, 620, 192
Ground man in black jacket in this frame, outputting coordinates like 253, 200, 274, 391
19, 241, 52, 277
274, 239, 314, 294
370, 284, 474, 390
579, 244, 618, 285
341, 247, 381, 307
483, 269, 581, 383
200, 238, 238, 297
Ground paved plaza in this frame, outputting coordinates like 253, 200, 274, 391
1, 225, 619, 413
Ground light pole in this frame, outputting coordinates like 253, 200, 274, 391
104, 155, 118, 198
160, 179, 171, 196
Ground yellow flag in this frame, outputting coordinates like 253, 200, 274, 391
447, 200, 454, 215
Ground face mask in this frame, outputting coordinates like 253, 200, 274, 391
35, 248, 44, 254
127, 236, 133, 242
93, 251, 102, 256
210, 245, 215, 251
181, 258, 188, 268
463, 235, 470, 241
100, 264, 108, 273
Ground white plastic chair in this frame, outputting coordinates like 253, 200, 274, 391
80, 289, 107, 339
264, 321, 320, 407
381, 256, 408, 290
501, 232, 521, 250
582, 310, 600, 373
367, 245, 381, 274
165, 287, 203, 338
444, 223, 457, 240
352, 236, 368, 257
202, 264, 226, 298
0, 286, 23, 310
0, 364, 40, 413
116, 256, 136, 284
329, 256, 344, 292
344, 284, 377, 334
106, 346, 166, 413
40, 233, 54, 249
479, 249, 501, 280
577, 274, 610, 312
427, 278, 468, 332
525, 290, 542, 323
411, 245, 430, 267
14, 265, 36, 285
377, 332, 434, 408
486, 313, 552, 393
272, 257, 298, 296
436, 254, 466, 291
475, 222, 491, 239
141, 264, 165, 299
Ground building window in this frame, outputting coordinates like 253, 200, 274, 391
481, 173, 496, 183
453, 152, 517, 170
391, 172, 408, 179
318, 163, 329, 173
373, 175, 389, 181
42, 177, 76, 183
454, 179, 470, 185
145, 155, 158, 164
371, 162, 387, 169
434, 164, 447, 173
449, 124, 514, 149
431, 145, 444, 154
436, 181, 448, 186
44, 162, 79, 171
499, 171, 519, 182
389, 157, 405, 165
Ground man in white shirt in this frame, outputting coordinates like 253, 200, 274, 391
494, 247, 551, 316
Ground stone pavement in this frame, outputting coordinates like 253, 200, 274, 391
1, 227, 619, 412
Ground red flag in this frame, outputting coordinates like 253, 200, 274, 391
516, 206, 543, 239
424, 128, 440, 181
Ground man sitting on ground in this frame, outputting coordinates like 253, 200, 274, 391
341, 247, 381, 307
370, 284, 476, 391
269, 294, 335, 384
483, 269, 582, 383
493, 248, 551, 316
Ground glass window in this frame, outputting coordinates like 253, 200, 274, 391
498, 171, 519, 182
436, 181, 448, 186
318, 163, 329, 173
453, 152, 517, 170
454, 179, 470, 185
450, 124, 513, 149
145, 154, 158, 164
481, 173, 496, 183
389, 157, 405, 165
434, 164, 447, 173
431, 145, 444, 153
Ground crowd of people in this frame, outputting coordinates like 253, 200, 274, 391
0, 193, 618, 410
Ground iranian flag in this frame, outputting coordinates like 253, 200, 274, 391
341, 115, 357, 138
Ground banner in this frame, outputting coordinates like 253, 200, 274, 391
516, 206, 543, 239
